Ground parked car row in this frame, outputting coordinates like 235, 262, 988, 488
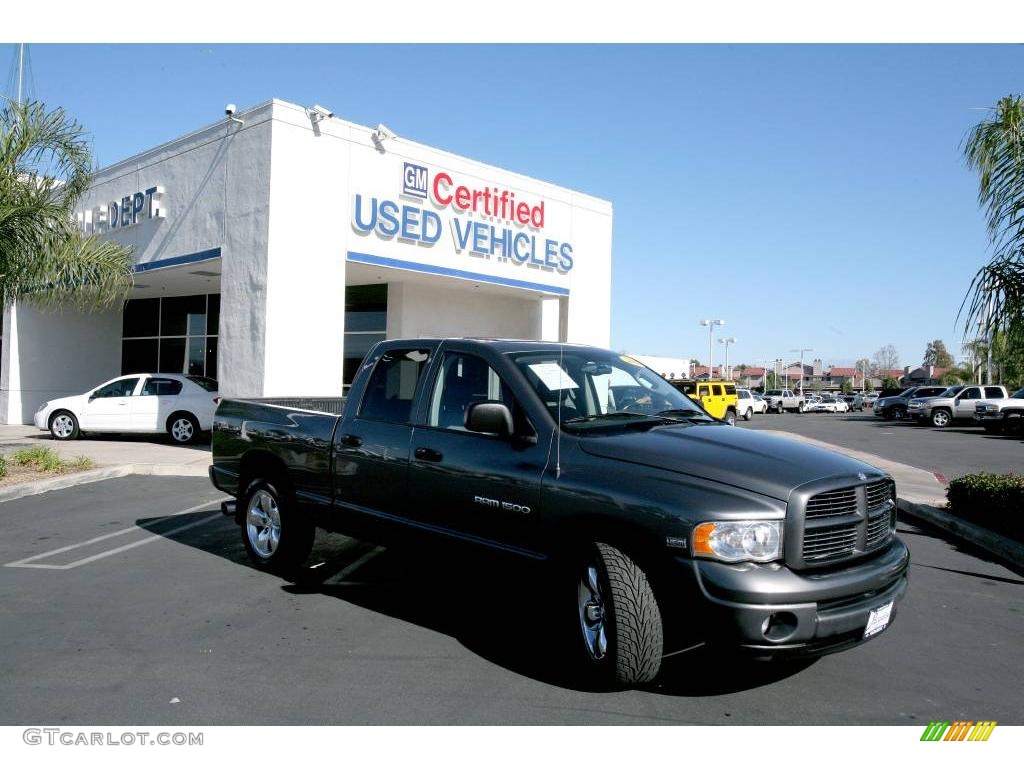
873, 383, 1024, 433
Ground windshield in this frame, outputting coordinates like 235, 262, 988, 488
939, 385, 963, 398
1013, 388, 1024, 399
510, 349, 709, 428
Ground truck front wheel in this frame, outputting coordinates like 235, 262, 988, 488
241, 479, 314, 573
576, 542, 663, 687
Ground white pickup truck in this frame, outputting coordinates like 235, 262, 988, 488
973, 386, 1024, 434
763, 389, 806, 414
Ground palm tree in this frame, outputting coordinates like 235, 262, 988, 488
961, 96, 1024, 344
1, 99, 132, 310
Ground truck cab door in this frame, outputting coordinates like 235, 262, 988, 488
407, 347, 547, 551
697, 384, 713, 416
332, 346, 434, 515
955, 386, 982, 419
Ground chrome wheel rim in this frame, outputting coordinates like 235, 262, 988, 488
933, 412, 949, 427
246, 490, 281, 558
578, 565, 608, 661
171, 418, 194, 442
52, 414, 74, 438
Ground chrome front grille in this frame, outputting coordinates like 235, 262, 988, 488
803, 522, 859, 561
796, 479, 896, 567
865, 480, 894, 511
806, 488, 858, 518
866, 509, 895, 550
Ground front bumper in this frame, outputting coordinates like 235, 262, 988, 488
33, 410, 47, 430
974, 411, 1005, 422
691, 537, 909, 657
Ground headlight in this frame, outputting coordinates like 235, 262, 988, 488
692, 520, 784, 563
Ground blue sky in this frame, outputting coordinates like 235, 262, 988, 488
8, 44, 1019, 370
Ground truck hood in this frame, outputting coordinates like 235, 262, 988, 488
577, 423, 884, 502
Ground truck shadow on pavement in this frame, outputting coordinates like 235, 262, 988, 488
138, 511, 816, 696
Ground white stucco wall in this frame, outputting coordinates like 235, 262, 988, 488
386, 281, 543, 341
0, 302, 121, 424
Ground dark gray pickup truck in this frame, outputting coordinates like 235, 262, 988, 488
210, 338, 908, 687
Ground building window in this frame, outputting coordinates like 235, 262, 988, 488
122, 293, 219, 380
344, 284, 387, 388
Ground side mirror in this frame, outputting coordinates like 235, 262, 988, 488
465, 401, 513, 437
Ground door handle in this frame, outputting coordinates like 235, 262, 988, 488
414, 447, 443, 462
339, 434, 363, 448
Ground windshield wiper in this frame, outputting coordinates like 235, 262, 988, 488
562, 412, 653, 424
654, 409, 713, 421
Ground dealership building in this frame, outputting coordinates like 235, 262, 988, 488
0, 99, 613, 424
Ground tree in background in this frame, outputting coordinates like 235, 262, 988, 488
961, 96, 1024, 384
841, 379, 854, 394
941, 367, 972, 385
0, 100, 132, 309
922, 339, 954, 368
764, 370, 779, 390
882, 376, 901, 391
872, 345, 900, 374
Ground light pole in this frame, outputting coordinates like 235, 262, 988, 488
700, 319, 724, 376
789, 348, 813, 397
718, 337, 736, 380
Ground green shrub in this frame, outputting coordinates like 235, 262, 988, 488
946, 473, 1024, 542
0, 454, 7, 479
12, 446, 64, 472
64, 456, 95, 472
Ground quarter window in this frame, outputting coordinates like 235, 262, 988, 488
984, 387, 1004, 398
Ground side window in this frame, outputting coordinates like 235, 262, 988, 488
984, 387, 1005, 398
960, 387, 981, 400
358, 348, 431, 423
94, 378, 140, 398
724, 384, 737, 397
697, 385, 710, 398
428, 352, 514, 431
712, 385, 723, 396
141, 378, 183, 397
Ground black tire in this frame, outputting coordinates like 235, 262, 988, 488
930, 408, 952, 428
724, 409, 736, 426
892, 406, 906, 421
167, 412, 200, 444
575, 542, 663, 687
49, 410, 80, 440
240, 479, 314, 573
776, 402, 784, 414
743, 407, 753, 421
982, 423, 1005, 435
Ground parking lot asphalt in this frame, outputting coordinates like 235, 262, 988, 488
738, 411, 1024, 482
2, 475, 1022, 725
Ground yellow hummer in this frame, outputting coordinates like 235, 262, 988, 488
668, 379, 740, 425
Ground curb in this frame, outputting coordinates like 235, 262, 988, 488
0, 463, 211, 504
898, 497, 1024, 569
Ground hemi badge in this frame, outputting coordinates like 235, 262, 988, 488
666, 536, 688, 550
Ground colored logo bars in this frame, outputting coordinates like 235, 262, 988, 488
920, 721, 997, 741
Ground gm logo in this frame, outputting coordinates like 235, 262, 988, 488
920, 721, 997, 741
403, 163, 428, 199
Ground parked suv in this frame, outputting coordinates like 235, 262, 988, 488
908, 384, 1008, 428
670, 380, 739, 424
736, 388, 767, 420
974, 387, 1024, 433
763, 389, 807, 413
873, 386, 945, 420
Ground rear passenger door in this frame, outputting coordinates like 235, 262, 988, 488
131, 377, 183, 432
332, 346, 433, 515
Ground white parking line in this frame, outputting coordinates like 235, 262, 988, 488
4, 497, 229, 570
322, 546, 386, 584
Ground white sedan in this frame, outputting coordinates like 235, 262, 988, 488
33, 373, 220, 444
812, 395, 850, 413
737, 389, 768, 420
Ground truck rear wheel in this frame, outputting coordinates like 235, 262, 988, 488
724, 409, 736, 426
575, 542, 663, 687
240, 479, 314, 573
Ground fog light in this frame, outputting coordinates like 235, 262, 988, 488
761, 611, 798, 641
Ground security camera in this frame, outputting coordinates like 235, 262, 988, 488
225, 103, 237, 116
373, 123, 397, 142
312, 104, 334, 119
